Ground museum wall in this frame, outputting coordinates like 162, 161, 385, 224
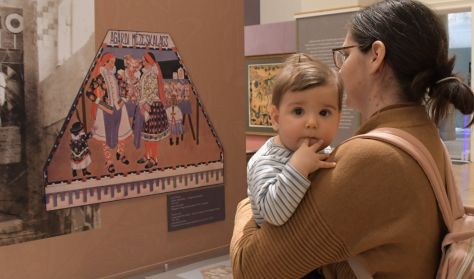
263, 0, 460, 22
259, 0, 300, 24
0, 0, 245, 278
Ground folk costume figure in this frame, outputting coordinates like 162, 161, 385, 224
120, 55, 144, 149
137, 52, 170, 169
166, 93, 184, 145
86, 52, 132, 174
178, 82, 195, 142
69, 121, 92, 177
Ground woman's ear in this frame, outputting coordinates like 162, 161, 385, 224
369, 40, 386, 74
269, 105, 279, 132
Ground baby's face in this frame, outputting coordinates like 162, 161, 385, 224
271, 84, 341, 152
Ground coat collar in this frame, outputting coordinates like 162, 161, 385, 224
355, 103, 434, 135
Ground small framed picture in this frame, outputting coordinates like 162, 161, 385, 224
245, 55, 289, 135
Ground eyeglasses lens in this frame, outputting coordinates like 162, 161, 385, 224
333, 51, 344, 69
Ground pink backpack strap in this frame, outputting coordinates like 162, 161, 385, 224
350, 127, 463, 231
345, 127, 464, 278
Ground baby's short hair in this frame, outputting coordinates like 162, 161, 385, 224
271, 53, 343, 109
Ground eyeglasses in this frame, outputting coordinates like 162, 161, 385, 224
331, 45, 360, 69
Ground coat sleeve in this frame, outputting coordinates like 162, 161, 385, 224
231, 147, 354, 279
230, 139, 421, 279
229, 195, 351, 279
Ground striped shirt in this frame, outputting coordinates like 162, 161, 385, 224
247, 137, 311, 226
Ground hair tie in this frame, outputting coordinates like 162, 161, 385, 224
435, 76, 462, 85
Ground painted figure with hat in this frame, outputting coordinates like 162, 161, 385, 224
120, 54, 144, 149
86, 52, 133, 174
69, 121, 92, 177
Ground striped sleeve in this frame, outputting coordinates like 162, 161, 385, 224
248, 156, 310, 226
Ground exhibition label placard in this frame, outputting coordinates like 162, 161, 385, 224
167, 185, 225, 231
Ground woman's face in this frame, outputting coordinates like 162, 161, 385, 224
339, 33, 371, 112
143, 58, 151, 69
105, 57, 116, 70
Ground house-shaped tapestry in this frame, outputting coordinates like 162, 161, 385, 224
43, 30, 224, 211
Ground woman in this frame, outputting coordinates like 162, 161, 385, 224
137, 52, 170, 169
230, 1, 474, 278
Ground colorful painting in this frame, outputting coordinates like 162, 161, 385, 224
247, 62, 283, 134
44, 30, 224, 210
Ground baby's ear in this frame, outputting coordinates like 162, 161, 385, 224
269, 105, 279, 131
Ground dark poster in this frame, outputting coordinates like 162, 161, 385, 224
0, 1, 101, 247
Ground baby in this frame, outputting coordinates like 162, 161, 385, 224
247, 53, 343, 226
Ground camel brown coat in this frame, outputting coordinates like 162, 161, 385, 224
231, 104, 446, 278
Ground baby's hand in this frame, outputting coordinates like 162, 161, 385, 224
289, 139, 336, 177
